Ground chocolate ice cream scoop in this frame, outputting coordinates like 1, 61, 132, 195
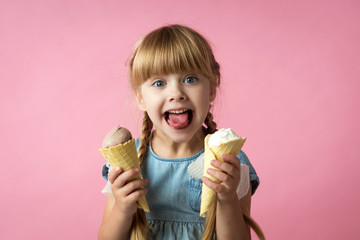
101, 125, 132, 148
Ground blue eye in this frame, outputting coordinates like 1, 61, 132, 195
153, 80, 166, 87
184, 76, 197, 83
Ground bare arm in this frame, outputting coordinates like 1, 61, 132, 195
98, 167, 148, 240
216, 186, 251, 240
203, 154, 251, 240
98, 197, 133, 240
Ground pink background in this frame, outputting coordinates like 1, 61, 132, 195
1, 0, 359, 239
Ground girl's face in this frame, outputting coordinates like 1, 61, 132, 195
135, 73, 215, 143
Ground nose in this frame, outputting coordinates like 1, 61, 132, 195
168, 83, 187, 102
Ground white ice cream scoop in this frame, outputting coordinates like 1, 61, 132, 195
208, 128, 240, 148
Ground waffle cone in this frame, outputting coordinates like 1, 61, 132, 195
200, 134, 246, 217
99, 139, 150, 212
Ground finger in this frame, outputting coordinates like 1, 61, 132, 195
121, 178, 149, 197
221, 154, 241, 170
207, 168, 233, 183
108, 167, 123, 184
211, 159, 239, 178
125, 188, 147, 203
202, 176, 225, 193
113, 168, 140, 188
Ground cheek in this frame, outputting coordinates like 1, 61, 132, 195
196, 93, 211, 116
200, 89, 211, 104
140, 91, 156, 108
143, 96, 162, 116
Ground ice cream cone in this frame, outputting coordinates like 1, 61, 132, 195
99, 138, 150, 212
200, 134, 246, 217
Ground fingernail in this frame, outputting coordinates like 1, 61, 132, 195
211, 160, 216, 165
116, 167, 121, 171
207, 168, 212, 174
134, 168, 139, 173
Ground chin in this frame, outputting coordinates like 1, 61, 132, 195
169, 126, 204, 143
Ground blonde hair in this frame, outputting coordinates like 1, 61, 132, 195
129, 24, 220, 93
128, 24, 265, 240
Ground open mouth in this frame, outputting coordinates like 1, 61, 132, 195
164, 109, 193, 129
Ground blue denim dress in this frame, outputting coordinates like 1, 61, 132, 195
102, 138, 259, 240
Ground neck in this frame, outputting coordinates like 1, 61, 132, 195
151, 127, 207, 158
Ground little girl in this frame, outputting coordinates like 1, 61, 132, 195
98, 24, 264, 240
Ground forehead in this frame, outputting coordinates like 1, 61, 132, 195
130, 26, 218, 91
146, 72, 205, 80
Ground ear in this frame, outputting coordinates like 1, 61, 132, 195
134, 91, 147, 111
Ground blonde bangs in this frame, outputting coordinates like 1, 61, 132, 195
130, 25, 219, 90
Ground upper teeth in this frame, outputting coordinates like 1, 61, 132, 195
168, 109, 188, 114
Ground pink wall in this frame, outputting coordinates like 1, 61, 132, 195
1, 0, 359, 239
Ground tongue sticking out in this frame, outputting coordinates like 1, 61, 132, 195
168, 112, 189, 128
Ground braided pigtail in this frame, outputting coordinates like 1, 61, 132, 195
138, 112, 153, 167
202, 112, 266, 240
243, 213, 266, 240
130, 112, 153, 240
201, 112, 217, 240
204, 111, 217, 134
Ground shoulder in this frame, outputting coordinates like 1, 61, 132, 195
101, 162, 111, 181
238, 150, 249, 163
237, 150, 260, 195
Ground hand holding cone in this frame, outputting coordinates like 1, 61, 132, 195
200, 130, 246, 217
99, 126, 150, 212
